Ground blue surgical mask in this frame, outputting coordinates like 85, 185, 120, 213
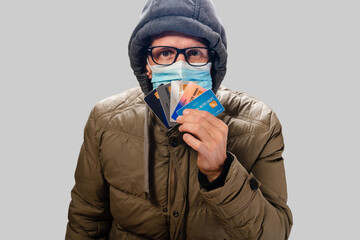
149, 61, 212, 89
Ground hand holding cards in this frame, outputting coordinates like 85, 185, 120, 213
145, 81, 224, 128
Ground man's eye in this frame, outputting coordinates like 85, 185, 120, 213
187, 50, 201, 57
154, 49, 176, 59
160, 51, 172, 57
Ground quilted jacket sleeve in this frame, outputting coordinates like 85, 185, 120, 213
199, 112, 293, 240
66, 108, 112, 240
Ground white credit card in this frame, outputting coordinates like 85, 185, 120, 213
170, 81, 189, 122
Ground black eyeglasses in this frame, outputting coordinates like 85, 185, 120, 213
147, 46, 214, 67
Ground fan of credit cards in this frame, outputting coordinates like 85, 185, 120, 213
144, 81, 224, 129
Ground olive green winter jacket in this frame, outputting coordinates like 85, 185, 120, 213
66, 86, 293, 240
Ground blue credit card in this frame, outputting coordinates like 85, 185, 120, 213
176, 89, 224, 118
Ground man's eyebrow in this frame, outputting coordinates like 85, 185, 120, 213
198, 38, 210, 47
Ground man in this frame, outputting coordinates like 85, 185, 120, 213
66, 0, 293, 239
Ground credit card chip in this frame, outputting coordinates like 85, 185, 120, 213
209, 100, 218, 108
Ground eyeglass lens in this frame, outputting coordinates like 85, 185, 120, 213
150, 47, 209, 65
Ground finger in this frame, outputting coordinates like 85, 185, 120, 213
180, 109, 226, 129
182, 133, 206, 154
189, 109, 228, 135
179, 122, 212, 142
177, 110, 218, 129
177, 112, 227, 138
177, 114, 214, 133
178, 117, 221, 139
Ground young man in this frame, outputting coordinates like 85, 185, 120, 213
66, 0, 293, 239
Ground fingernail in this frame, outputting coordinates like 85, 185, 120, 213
183, 110, 190, 115
176, 116, 183, 122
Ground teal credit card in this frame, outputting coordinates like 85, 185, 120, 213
176, 89, 224, 118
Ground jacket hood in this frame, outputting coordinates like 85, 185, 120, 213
128, 0, 228, 95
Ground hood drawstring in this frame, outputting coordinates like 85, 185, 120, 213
144, 105, 151, 200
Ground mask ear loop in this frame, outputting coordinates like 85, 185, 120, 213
146, 58, 151, 69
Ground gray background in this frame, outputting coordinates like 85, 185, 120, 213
1, 0, 359, 239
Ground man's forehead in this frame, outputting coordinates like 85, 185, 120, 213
150, 31, 209, 46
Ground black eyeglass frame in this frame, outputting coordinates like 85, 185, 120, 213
147, 46, 215, 67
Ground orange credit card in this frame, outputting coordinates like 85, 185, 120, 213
171, 82, 206, 120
